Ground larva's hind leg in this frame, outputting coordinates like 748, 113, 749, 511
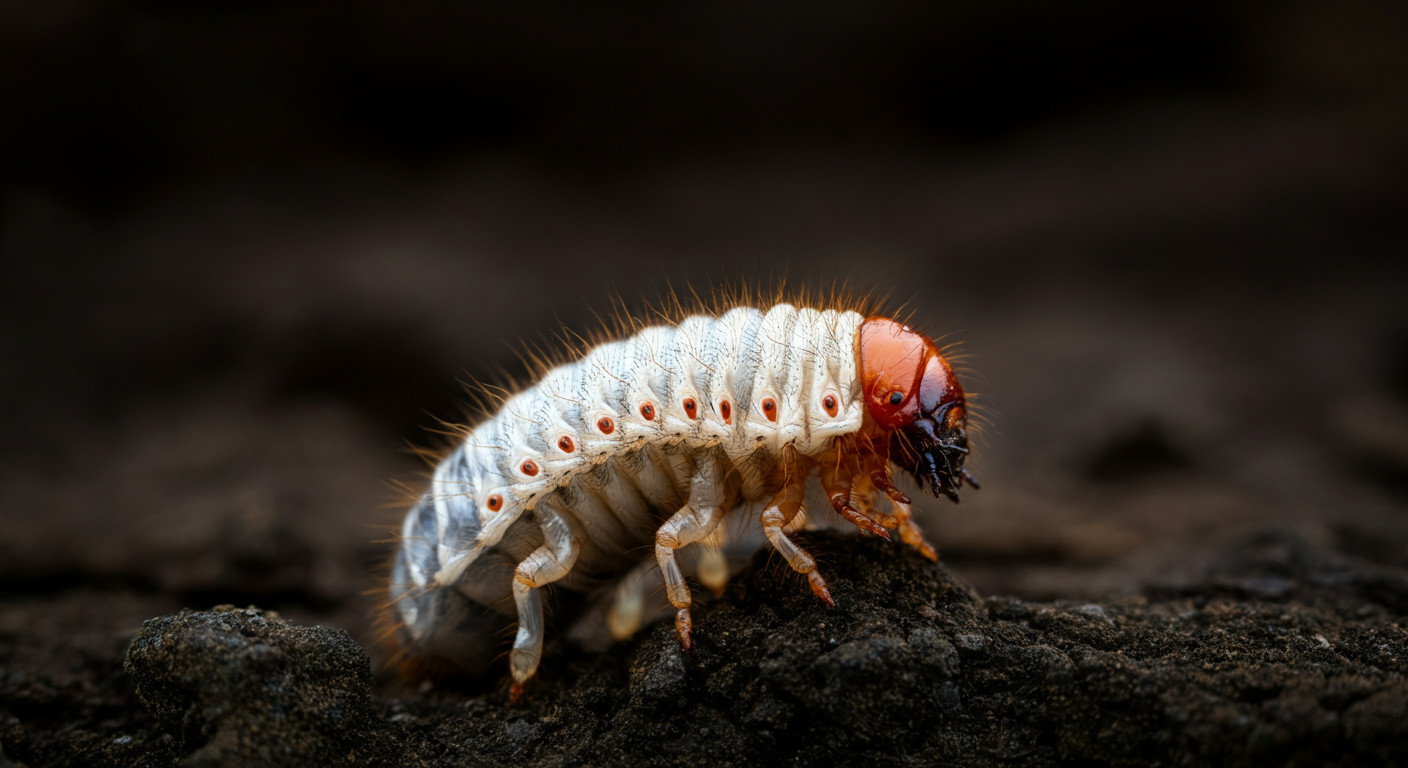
509, 502, 582, 701
654, 454, 726, 650
760, 454, 835, 606
606, 530, 722, 643
605, 560, 659, 642
696, 529, 729, 596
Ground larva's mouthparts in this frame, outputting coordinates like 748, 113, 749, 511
894, 400, 971, 502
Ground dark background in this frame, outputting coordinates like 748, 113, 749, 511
1, 0, 1406, 731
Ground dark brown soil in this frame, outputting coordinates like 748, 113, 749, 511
103, 532, 1406, 767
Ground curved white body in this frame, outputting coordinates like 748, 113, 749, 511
391, 305, 869, 676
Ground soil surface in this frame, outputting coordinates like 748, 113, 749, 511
111, 533, 1408, 767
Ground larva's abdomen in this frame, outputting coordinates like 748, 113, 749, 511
389, 495, 509, 674
389, 305, 875, 677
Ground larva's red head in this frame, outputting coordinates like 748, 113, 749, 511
859, 317, 973, 502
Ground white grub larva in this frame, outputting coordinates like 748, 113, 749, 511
383, 291, 978, 699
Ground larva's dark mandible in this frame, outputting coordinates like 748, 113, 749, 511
388, 304, 976, 697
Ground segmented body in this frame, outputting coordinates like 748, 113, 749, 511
389, 303, 972, 693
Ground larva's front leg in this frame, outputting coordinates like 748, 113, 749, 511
760, 449, 835, 606
818, 441, 892, 540
886, 499, 938, 562
509, 501, 583, 701
654, 451, 726, 650
858, 454, 938, 561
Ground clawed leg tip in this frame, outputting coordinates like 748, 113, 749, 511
837, 504, 892, 540
675, 608, 694, 651
807, 571, 836, 607
508, 683, 525, 705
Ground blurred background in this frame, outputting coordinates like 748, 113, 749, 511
1, 0, 1406, 663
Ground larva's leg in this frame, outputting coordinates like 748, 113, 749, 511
860, 457, 937, 560
819, 445, 892, 540
869, 469, 912, 505
509, 503, 582, 701
696, 529, 729, 596
760, 461, 835, 606
606, 561, 658, 641
654, 454, 726, 650
887, 499, 938, 561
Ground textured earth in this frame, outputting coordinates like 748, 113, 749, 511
108, 533, 1407, 767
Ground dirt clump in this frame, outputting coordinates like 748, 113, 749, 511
123, 606, 376, 767
109, 532, 1408, 767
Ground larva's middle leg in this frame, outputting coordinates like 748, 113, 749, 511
509, 501, 582, 700
760, 451, 835, 606
654, 453, 726, 650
